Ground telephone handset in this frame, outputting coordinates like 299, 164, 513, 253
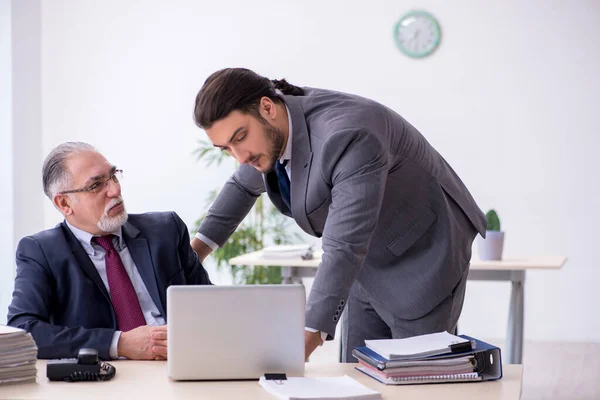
47, 348, 116, 382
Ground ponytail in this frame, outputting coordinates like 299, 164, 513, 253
271, 79, 305, 96
195, 68, 304, 129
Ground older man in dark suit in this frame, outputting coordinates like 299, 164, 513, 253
7, 142, 212, 360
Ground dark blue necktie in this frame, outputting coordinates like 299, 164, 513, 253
276, 160, 291, 211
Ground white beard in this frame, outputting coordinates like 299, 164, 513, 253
97, 197, 128, 233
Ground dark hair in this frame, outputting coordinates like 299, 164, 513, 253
194, 68, 304, 129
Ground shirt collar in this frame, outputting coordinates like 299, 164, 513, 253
65, 220, 125, 256
279, 104, 293, 163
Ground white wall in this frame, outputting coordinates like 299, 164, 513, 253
1, 0, 46, 324
7, 0, 599, 341
12, 0, 45, 254
0, 0, 14, 323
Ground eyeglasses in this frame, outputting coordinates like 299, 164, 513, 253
58, 169, 123, 195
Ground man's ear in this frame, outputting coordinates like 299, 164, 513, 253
53, 194, 74, 216
259, 96, 277, 121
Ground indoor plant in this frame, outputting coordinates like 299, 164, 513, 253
478, 209, 505, 260
193, 140, 300, 284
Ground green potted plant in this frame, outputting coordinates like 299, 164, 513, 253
478, 209, 504, 260
193, 140, 301, 284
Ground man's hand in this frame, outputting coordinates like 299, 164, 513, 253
117, 325, 168, 360
305, 330, 322, 361
191, 237, 213, 262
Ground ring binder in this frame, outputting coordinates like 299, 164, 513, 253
405, 373, 478, 381
356, 367, 483, 385
353, 335, 503, 385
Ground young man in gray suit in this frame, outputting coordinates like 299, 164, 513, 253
7, 142, 212, 360
191, 68, 486, 362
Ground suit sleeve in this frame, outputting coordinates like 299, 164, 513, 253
196, 164, 265, 246
6, 237, 115, 360
170, 212, 212, 285
305, 129, 388, 339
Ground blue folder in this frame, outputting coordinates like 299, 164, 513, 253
352, 335, 503, 382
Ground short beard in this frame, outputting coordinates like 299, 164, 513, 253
97, 197, 128, 233
262, 122, 286, 173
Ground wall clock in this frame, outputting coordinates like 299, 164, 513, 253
394, 11, 441, 58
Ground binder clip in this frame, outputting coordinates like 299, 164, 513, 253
449, 340, 476, 353
264, 373, 287, 385
301, 245, 314, 260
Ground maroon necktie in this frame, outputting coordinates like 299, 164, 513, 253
93, 235, 146, 332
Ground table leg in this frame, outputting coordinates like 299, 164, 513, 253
281, 267, 293, 284
280, 267, 305, 285
468, 269, 525, 364
506, 274, 524, 364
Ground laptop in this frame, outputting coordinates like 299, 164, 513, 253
167, 284, 306, 380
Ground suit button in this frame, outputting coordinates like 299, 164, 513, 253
337, 305, 343, 311
340, 300, 345, 306
333, 315, 338, 322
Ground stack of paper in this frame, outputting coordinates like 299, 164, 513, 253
0, 325, 38, 385
258, 375, 381, 400
365, 331, 470, 360
261, 244, 314, 260
354, 331, 482, 385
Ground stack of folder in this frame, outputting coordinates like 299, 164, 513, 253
0, 325, 38, 385
353, 331, 503, 385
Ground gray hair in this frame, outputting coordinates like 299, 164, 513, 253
42, 142, 97, 199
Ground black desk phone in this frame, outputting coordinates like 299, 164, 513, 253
47, 348, 116, 382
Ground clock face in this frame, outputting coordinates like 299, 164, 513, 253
394, 11, 441, 58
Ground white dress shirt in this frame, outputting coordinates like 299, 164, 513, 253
196, 105, 327, 344
66, 221, 166, 359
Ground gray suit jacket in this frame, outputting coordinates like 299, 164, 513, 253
198, 87, 486, 338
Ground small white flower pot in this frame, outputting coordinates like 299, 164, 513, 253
478, 231, 505, 261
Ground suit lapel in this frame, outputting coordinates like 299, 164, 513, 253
284, 96, 316, 236
61, 223, 112, 304
122, 222, 167, 319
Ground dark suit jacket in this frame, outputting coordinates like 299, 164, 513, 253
7, 211, 211, 360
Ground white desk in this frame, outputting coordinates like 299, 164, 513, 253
229, 251, 567, 364
0, 361, 523, 400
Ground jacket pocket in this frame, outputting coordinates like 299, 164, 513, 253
387, 207, 437, 257
307, 196, 332, 220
